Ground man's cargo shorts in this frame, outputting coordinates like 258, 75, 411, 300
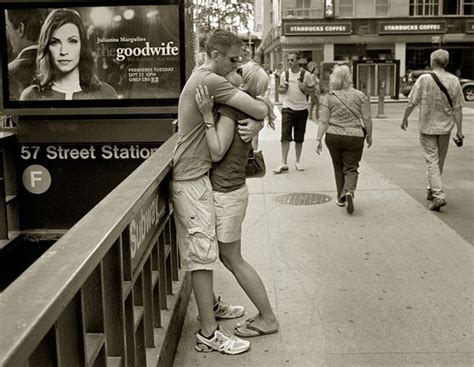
170, 175, 219, 272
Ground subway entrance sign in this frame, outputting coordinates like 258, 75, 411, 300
0, 0, 194, 230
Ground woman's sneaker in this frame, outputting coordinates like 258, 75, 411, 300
214, 297, 245, 319
195, 326, 250, 355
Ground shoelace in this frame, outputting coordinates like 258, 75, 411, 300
219, 327, 240, 341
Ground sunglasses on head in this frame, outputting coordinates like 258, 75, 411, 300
288, 58, 296, 62
215, 48, 241, 63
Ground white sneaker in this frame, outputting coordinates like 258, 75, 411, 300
195, 326, 250, 355
214, 296, 245, 319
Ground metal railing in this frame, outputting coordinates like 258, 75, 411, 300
0, 134, 190, 367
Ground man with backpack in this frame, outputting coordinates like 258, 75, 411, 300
274, 53, 315, 173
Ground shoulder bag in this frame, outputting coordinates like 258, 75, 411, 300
429, 72, 453, 108
330, 92, 367, 137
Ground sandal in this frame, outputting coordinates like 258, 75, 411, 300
273, 164, 289, 174
235, 320, 278, 338
236, 318, 255, 329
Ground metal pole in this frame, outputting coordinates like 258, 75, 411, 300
377, 80, 386, 118
274, 72, 280, 103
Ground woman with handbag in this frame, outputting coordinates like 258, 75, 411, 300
194, 61, 279, 338
316, 65, 373, 214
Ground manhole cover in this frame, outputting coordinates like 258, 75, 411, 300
274, 193, 332, 206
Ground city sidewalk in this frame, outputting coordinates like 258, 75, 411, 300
173, 107, 474, 366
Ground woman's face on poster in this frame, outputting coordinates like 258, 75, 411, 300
49, 22, 81, 74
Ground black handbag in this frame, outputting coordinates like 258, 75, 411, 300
245, 149, 266, 178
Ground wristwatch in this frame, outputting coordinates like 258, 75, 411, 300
204, 121, 215, 129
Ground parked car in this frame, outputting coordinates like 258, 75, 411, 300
401, 70, 474, 102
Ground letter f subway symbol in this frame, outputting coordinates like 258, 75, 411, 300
22, 165, 52, 194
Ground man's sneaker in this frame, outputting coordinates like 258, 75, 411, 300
195, 326, 250, 355
429, 198, 447, 211
214, 297, 245, 319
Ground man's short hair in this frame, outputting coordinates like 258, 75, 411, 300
287, 52, 298, 59
7, 9, 47, 42
205, 29, 242, 57
430, 49, 449, 69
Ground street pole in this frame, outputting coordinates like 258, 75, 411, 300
377, 80, 386, 118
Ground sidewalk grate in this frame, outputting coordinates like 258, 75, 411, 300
274, 193, 332, 206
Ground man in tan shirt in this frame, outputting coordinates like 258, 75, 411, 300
401, 49, 464, 211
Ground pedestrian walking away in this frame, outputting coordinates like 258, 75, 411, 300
171, 28, 273, 355
274, 52, 315, 173
401, 48, 464, 211
316, 65, 373, 214
307, 61, 321, 121
195, 61, 279, 340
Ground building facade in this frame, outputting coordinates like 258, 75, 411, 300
257, 0, 474, 80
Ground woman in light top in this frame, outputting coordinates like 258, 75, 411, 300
195, 61, 279, 337
316, 65, 373, 214
20, 9, 117, 101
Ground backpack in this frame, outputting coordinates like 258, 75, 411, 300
285, 69, 314, 100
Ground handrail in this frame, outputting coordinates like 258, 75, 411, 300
0, 134, 185, 367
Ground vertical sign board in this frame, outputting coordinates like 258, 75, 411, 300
128, 187, 165, 273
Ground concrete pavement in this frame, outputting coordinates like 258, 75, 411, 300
173, 103, 474, 366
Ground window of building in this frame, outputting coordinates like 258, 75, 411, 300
282, 0, 322, 17
296, 0, 311, 8
465, 0, 474, 14
375, 0, 389, 16
339, 0, 354, 17
443, 0, 458, 14
409, 0, 439, 16
442, 0, 473, 15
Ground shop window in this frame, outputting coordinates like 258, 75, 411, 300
339, 0, 353, 17
375, 0, 389, 16
409, 0, 439, 15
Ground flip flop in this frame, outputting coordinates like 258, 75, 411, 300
235, 318, 255, 329
235, 321, 278, 338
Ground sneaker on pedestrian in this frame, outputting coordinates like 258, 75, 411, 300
336, 200, 346, 207
273, 164, 289, 174
214, 296, 245, 319
429, 198, 447, 211
195, 326, 250, 355
346, 193, 354, 214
